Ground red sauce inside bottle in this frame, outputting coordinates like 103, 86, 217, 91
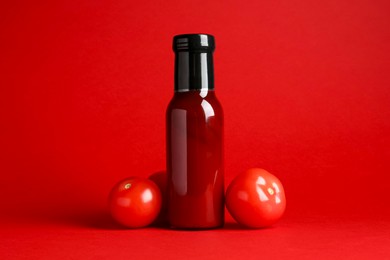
166, 90, 224, 229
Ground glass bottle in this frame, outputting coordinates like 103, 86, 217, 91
166, 34, 224, 229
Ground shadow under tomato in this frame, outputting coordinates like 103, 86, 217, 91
58, 209, 170, 230
51, 210, 277, 231
77, 210, 125, 230
222, 221, 277, 231
50, 209, 124, 230
151, 221, 259, 231
222, 222, 242, 230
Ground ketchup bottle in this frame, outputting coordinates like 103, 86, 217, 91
166, 34, 224, 229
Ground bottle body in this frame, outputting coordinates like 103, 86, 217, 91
166, 90, 224, 228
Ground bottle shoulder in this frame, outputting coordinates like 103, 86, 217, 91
166, 91, 223, 118
167, 91, 222, 109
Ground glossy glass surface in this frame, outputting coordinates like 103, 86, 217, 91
166, 90, 224, 229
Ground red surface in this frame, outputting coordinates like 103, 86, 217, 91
1, 0, 389, 259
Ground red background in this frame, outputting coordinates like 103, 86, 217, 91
1, 0, 390, 259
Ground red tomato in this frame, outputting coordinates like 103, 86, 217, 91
226, 168, 286, 228
109, 177, 162, 228
148, 171, 168, 225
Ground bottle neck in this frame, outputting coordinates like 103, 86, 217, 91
174, 51, 214, 92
